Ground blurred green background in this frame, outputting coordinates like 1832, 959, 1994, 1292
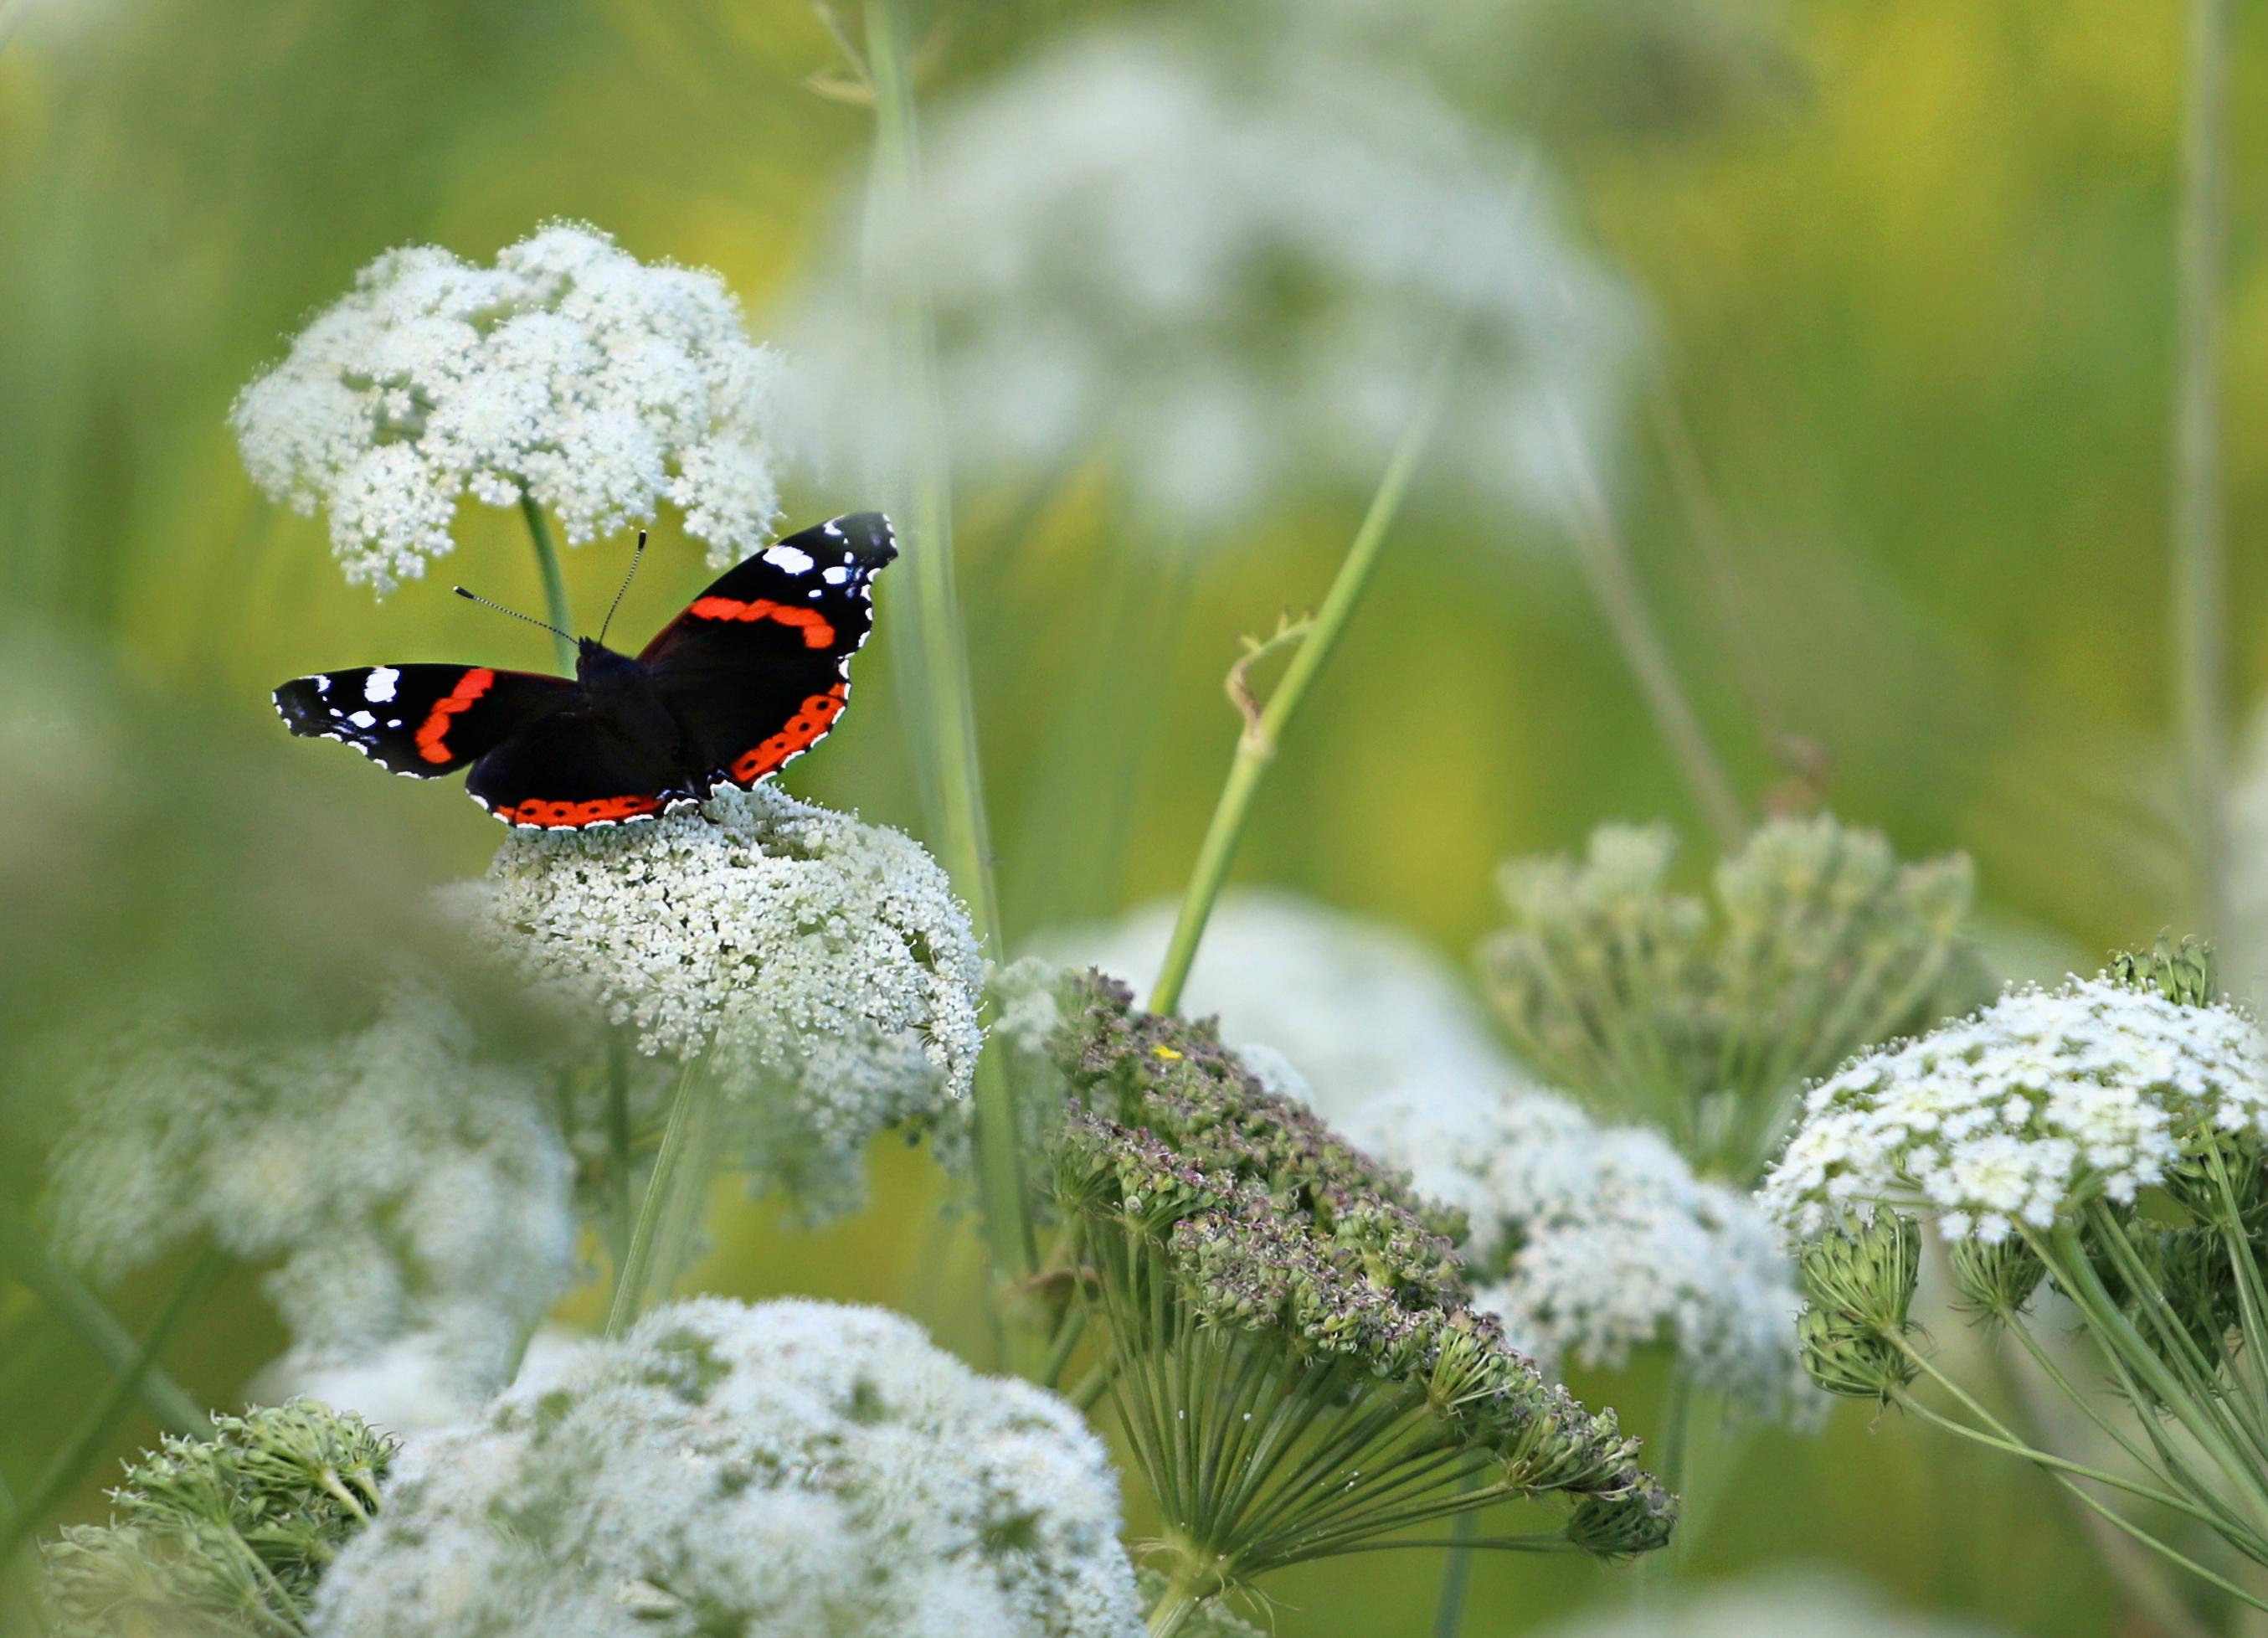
1, 0, 2258, 1632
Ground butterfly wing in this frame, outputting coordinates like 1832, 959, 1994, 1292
638, 513, 897, 788
465, 703, 704, 829
273, 666, 574, 777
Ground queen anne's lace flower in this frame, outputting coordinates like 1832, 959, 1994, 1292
1761, 977, 2268, 1244
796, 25, 1636, 535
456, 784, 985, 1213
1345, 1083, 1816, 1422
234, 222, 786, 590
309, 1297, 1144, 1638
48, 983, 576, 1422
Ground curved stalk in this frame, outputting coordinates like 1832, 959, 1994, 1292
1151, 342, 1453, 1014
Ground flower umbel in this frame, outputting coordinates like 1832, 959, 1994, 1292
42, 1403, 393, 1638
234, 222, 786, 590
1481, 815, 1981, 1178
307, 1298, 1144, 1638
1045, 973, 1673, 1621
455, 782, 985, 1217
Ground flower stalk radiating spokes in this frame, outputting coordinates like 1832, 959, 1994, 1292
517, 494, 577, 672
1770, 938, 2268, 1606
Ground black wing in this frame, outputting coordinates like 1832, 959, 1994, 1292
273, 665, 573, 777
465, 705, 704, 829
638, 513, 897, 788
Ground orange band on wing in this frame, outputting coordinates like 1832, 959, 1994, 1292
414, 667, 497, 764
729, 684, 849, 785
493, 793, 664, 828
687, 596, 837, 649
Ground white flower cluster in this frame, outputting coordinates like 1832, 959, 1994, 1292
310, 1297, 1144, 1638
799, 24, 1636, 534
49, 983, 576, 1426
1345, 1083, 1815, 1422
1031, 890, 1518, 1125
1531, 1573, 2008, 1638
234, 222, 786, 590
1038, 892, 1813, 1419
1762, 978, 2268, 1244
457, 783, 985, 1213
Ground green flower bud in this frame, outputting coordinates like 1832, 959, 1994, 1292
1799, 1213, 1921, 1337
1797, 1305, 1916, 1401
1948, 1234, 2045, 1321
2106, 934, 2218, 1007
1565, 1481, 1678, 1558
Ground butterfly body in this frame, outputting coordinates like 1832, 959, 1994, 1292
274, 513, 896, 830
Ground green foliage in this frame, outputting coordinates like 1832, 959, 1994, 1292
40, 1404, 393, 1638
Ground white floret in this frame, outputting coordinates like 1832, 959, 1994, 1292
454, 783, 985, 1216
1761, 977, 2268, 1242
308, 1298, 1144, 1638
233, 222, 787, 591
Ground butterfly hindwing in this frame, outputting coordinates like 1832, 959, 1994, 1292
273, 666, 574, 777
640, 513, 897, 788
465, 705, 701, 829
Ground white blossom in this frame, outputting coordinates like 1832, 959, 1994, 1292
1761, 977, 2268, 1244
49, 982, 576, 1415
309, 1297, 1144, 1638
234, 222, 787, 590
1531, 1572, 2008, 1638
454, 783, 985, 1213
794, 23, 1638, 538
1347, 1082, 1817, 1422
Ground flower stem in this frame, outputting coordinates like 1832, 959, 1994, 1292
518, 494, 579, 672
605, 1057, 713, 1337
858, 0, 1038, 1353
0, 1209, 208, 1436
2171, 0, 2231, 937
1426, 1487, 1480, 1638
1545, 394, 1744, 849
0, 1249, 220, 1562
1150, 343, 1453, 1014
605, 1037, 635, 1285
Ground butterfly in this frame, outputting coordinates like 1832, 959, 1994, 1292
273, 513, 897, 829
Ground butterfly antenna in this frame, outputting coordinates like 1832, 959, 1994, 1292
597, 530, 648, 647
453, 586, 574, 644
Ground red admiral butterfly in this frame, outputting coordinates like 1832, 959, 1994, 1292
274, 513, 897, 829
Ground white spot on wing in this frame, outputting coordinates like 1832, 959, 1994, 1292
821, 564, 851, 585
763, 545, 816, 574
347, 709, 378, 728
313, 675, 332, 693
364, 666, 400, 703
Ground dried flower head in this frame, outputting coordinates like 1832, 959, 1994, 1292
43, 1402, 393, 1638
234, 222, 786, 590
48, 983, 576, 1420
308, 1298, 1143, 1638
1482, 815, 1981, 1178
1761, 976, 2268, 1244
1343, 1083, 1816, 1423
1047, 973, 1671, 1605
797, 24, 1636, 535
454, 783, 985, 1215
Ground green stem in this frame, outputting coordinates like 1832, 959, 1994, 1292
518, 495, 579, 672
0, 1210, 208, 1436
1427, 1502, 1479, 1638
605, 1038, 635, 1286
1144, 1568, 1210, 1638
605, 1057, 712, 1337
2171, 0, 2230, 938
1150, 342, 1454, 1014
859, 0, 1036, 1347
0, 1249, 221, 1562
1638, 1363, 1695, 1597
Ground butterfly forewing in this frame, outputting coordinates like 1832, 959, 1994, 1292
272, 666, 573, 777
640, 513, 897, 789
